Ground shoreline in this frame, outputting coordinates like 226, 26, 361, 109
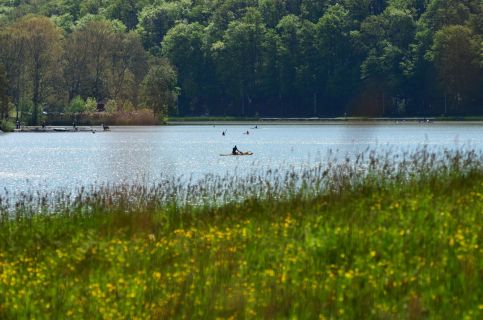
12, 125, 108, 133
166, 117, 483, 126
6, 118, 483, 132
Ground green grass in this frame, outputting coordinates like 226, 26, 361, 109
0, 149, 481, 319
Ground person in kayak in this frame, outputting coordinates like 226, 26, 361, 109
232, 145, 241, 155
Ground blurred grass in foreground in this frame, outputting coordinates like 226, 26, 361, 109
0, 148, 481, 319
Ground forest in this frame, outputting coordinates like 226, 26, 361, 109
0, 0, 482, 124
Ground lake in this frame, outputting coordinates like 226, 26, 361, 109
1, 123, 482, 195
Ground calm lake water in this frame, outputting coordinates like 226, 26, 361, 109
1, 123, 482, 195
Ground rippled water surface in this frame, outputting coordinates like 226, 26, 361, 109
1, 123, 482, 194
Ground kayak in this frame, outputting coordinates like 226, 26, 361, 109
220, 151, 253, 156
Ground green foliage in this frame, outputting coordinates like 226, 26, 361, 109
136, 2, 185, 52
84, 97, 97, 112
140, 59, 179, 118
258, 0, 288, 27
0, 149, 481, 317
430, 25, 481, 112
105, 99, 118, 113
75, 13, 126, 32
423, 0, 476, 31
213, 8, 269, 115
161, 22, 205, 115
8, 15, 63, 125
0, 0, 481, 117
315, 4, 354, 110
0, 118, 13, 131
50, 13, 75, 32
104, 0, 144, 30
67, 95, 85, 113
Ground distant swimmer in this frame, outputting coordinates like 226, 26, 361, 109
244, 130, 249, 135
251, 125, 258, 129
222, 130, 227, 136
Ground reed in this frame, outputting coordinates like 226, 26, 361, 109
0, 148, 481, 319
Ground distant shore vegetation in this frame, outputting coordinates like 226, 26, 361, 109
0, 148, 481, 318
0, 0, 482, 126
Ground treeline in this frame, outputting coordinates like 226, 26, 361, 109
0, 0, 482, 123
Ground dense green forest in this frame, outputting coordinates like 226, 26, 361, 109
0, 0, 482, 124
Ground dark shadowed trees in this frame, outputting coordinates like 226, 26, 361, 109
0, 0, 481, 118
136, 2, 186, 53
431, 25, 481, 113
162, 22, 206, 115
315, 4, 355, 115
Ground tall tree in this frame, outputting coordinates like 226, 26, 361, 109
85, 20, 115, 101
0, 64, 8, 120
257, 29, 282, 116
0, 24, 26, 120
213, 8, 267, 116
140, 59, 179, 118
162, 22, 206, 115
276, 15, 316, 115
355, 5, 416, 116
315, 4, 355, 115
65, 19, 147, 106
108, 31, 147, 104
12, 15, 62, 124
63, 26, 90, 100
430, 25, 481, 114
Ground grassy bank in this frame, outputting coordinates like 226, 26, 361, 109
0, 149, 481, 319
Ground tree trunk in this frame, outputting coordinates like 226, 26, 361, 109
32, 54, 41, 125
241, 86, 245, 116
313, 92, 317, 116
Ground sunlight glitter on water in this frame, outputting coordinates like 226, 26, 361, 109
0, 124, 482, 195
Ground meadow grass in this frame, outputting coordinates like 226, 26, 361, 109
0, 148, 481, 319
